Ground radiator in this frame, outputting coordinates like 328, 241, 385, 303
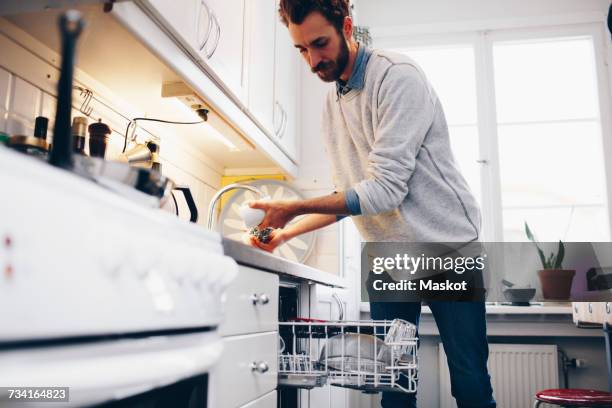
439, 343, 559, 408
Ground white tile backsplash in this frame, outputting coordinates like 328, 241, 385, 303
11, 76, 40, 120
0, 110, 7, 133
4, 64, 222, 227
0, 68, 11, 112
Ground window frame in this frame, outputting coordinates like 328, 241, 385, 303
375, 22, 612, 242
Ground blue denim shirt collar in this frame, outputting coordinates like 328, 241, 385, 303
336, 43, 372, 96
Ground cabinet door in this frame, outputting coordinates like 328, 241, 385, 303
145, 0, 198, 50
273, 7, 300, 162
246, 0, 276, 134
198, 0, 247, 101
307, 285, 350, 408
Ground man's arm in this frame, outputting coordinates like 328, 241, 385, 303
249, 191, 360, 229
250, 213, 340, 252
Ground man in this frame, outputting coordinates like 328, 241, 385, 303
248, 1, 495, 407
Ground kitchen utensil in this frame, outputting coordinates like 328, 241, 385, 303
319, 332, 392, 373
8, 116, 50, 156
88, 119, 111, 158
71, 116, 87, 155
163, 185, 198, 223
502, 288, 536, 306
49, 10, 84, 170
218, 179, 316, 263
238, 201, 267, 228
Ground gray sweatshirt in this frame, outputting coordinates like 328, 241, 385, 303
322, 48, 481, 243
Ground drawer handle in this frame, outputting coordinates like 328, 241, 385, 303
250, 361, 269, 374
588, 303, 593, 313
574, 305, 579, 314
250, 293, 270, 305
607, 303, 611, 314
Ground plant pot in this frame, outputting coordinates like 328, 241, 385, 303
537, 269, 575, 300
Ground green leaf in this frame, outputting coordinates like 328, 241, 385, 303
536, 248, 546, 269
525, 222, 536, 242
547, 252, 555, 269
554, 241, 565, 268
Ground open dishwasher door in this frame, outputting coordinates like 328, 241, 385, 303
278, 319, 418, 395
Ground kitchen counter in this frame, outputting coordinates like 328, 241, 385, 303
360, 302, 572, 314
360, 302, 603, 337
222, 238, 347, 288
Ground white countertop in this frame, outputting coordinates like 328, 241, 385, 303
360, 302, 573, 315
222, 238, 347, 288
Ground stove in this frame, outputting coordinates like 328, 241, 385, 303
0, 146, 237, 406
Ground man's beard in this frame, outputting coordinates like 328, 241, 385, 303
311, 37, 349, 82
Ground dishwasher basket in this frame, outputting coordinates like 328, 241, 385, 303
278, 319, 418, 393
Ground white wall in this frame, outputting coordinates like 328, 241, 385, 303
354, 0, 610, 29
291, 62, 342, 274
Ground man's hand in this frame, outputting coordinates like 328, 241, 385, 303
249, 228, 286, 253
249, 200, 299, 229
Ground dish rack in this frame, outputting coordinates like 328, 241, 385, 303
278, 319, 418, 393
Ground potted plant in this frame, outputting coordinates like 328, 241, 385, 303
525, 222, 575, 300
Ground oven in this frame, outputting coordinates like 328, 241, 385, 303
0, 146, 238, 407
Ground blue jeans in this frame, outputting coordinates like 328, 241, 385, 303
370, 301, 496, 408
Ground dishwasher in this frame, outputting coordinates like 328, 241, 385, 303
277, 284, 419, 407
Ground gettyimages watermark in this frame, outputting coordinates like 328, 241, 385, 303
361, 242, 612, 303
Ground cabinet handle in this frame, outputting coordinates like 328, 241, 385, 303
574, 305, 578, 314
278, 105, 287, 140
273, 101, 283, 137
606, 303, 610, 314
205, 12, 221, 59
198, 0, 213, 51
588, 303, 593, 313
250, 361, 269, 374
332, 292, 344, 321
250, 293, 270, 305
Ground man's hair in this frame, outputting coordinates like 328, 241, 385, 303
278, 0, 350, 33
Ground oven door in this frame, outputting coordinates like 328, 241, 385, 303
0, 330, 223, 407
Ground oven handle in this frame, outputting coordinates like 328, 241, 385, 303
0, 332, 223, 406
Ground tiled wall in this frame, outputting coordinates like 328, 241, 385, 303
0, 66, 222, 227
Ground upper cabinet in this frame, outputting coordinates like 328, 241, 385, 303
145, 0, 198, 52
142, 0, 300, 165
144, 0, 247, 102
245, 0, 276, 136
273, 7, 300, 163
198, 0, 247, 101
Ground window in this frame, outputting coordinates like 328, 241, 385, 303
395, 45, 482, 205
388, 27, 611, 242
493, 37, 608, 241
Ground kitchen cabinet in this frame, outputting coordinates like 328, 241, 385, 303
142, 0, 247, 101
273, 3, 300, 162
209, 264, 279, 408
209, 331, 278, 408
198, 0, 248, 101
572, 302, 606, 326
144, 0, 198, 53
306, 285, 352, 408
240, 390, 277, 408
245, 0, 276, 134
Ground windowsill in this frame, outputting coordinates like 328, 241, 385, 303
359, 302, 572, 315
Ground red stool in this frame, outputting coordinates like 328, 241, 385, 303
534, 389, 612, 407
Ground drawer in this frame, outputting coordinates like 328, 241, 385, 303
220, 265, 279, 336
209, 332, 278, 408
573, 302, 605, 326
239, 390, 277, 408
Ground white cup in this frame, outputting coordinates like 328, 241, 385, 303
239, 195, 271, 228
